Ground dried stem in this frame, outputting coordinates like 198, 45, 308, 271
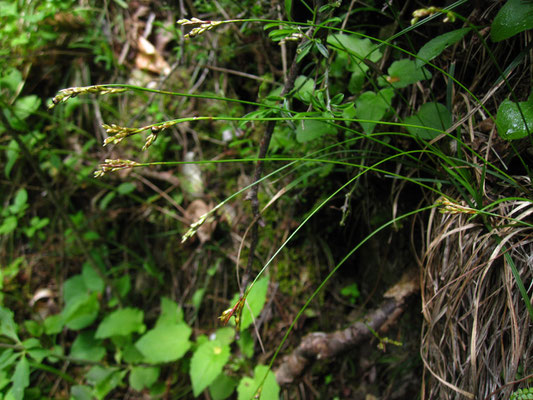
274, 269, 419, 386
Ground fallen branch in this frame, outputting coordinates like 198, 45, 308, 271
275, 269, 419, 386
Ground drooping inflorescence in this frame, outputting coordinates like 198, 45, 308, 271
94, 159, 141, 178
177, 17, 238, 39
49, 85, 127, 109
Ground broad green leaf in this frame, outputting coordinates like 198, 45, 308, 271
24, 216, 50, 238
0, 349, 18, 370
380, 59, 431, 89
340, 283, 360, 301
82, 262, 104, 293
327, 34, 382, 63
0, 68, 23, 92
295, 119, 337, 143
191, 288, 205, 311
70, 331, 106, 363
348, 69, 366, 94
46, 345, 64, 364
86, 365, 114, 385
21, 338, 40, 350
135, 323, 191, 364
405, 102, 452, 140
0, 307, 19, 342
0, 370, 10, 391
237, 365, 280, 400
190, 340, 231, 396
70, 385, 93, 400
14, 96, 40, 121
293, 76, 315, 103
496, 94, 533, 140
27, 348, 50, 364
63, 275, 88, 305
0, 216, 18, 235
209, 373, 237, 400
229, 276, 269, 331
4, 139, 19, 179
95, 308, 144, 339
86, 366, 126, 400
491, 0, 533, 42
24, 320, 43, 337
237, 330, 254, 358
416, 28, 471, 67
43, 314, 64, 335
62, 292, 99, 330
129, 366, 159, 391
12, 356, 30, 400
99, 192, 116, 210
9, 188, 28, 215
117, 182, 135, 195
155, 297, 184, 328
355, 89, 395, 134
122, 343, 144, 363
214, 327, 235, 346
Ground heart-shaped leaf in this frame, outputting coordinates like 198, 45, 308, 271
405, 102, 452, 140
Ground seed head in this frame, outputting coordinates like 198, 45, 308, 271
49, 85, 127, 109
94, 159, 141, 178
177, 17, 235, 39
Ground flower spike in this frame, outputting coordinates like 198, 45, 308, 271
94, 159, 141, 178
49, 85, 127, 109
177, 17, 239, 39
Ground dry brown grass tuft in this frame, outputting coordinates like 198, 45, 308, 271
420, 198, 532, 399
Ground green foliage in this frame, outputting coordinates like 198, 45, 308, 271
355, 89, 395, 134
416, 28, 471, 68
340, 283, 360, 304
135, 322, 191, 363
511, 387, 533, 400
237, 365, 279, 400
1, 0, 531, 398
129, 366, 160, 391
491, 0, 533, 42
296, 119, 337, 143
95, 308, 145, 338
405, 102, 452, 140
190, 340, 230, 396
70, 332, 106, 363
0, 189, 28, 236
379, 59, 432, 89
496, 92, 533, 140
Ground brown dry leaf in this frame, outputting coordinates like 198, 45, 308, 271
184, 199, 216, 243
383, 268, 419, 302
135, 36, 170, 75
